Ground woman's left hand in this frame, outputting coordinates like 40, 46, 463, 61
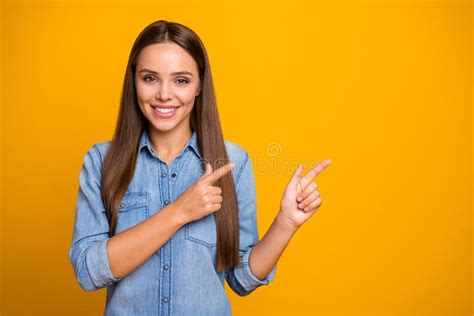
278, 159, 332, 230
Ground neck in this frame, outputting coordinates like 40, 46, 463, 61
147, 124, 193, 166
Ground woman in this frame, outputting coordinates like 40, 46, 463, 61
69, 20, 331, 315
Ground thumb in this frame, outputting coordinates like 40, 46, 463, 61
205, 162, 213, 175
289, 164, 303, 186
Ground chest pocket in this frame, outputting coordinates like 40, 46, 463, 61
185, 213, 217, 248
116, 191, 149, 233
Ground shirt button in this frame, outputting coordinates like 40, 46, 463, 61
171, 173, 177, 177
164, 200, 169, 205
161, 172, 167, 178
162, 297, 169, 303
120, 203, 125, 208
163, 264, 169, 270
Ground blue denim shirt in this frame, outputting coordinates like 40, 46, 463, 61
69, 129, 277, 315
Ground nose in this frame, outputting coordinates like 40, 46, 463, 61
155, 80, 172, 101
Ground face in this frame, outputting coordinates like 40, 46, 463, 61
134, 42, 201, 135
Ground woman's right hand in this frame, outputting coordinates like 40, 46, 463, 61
172, 162, 235, 224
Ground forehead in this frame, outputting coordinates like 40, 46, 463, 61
136, 42, 198, 74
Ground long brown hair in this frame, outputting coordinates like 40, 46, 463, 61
100, 20, 240, 272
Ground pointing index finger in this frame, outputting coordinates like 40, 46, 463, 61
301, 159, 332, 185
203, 162, 235, 185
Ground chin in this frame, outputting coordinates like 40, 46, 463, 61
143, 107, 192, 134
149, 122, 177, 133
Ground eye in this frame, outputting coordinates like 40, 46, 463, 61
143, 76, 156, 82
176, 78, 190, 84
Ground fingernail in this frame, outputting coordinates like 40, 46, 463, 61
297, 196, 302, 202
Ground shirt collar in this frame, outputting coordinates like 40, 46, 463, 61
138, 128, 201, 159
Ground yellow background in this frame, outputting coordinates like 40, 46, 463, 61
1, 0, 472, 315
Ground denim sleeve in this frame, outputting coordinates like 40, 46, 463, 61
68, 144, 122, 291
225, 152, 277, 296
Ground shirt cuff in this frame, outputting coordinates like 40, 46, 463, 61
85, 239, 122, 288
234, 246, 277, 292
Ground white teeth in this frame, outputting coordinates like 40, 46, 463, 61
154, 107, 176, 113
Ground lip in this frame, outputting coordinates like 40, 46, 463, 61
151, 105, 181, 119
151, 104, 180, 108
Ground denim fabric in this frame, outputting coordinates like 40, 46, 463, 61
69, 129, 277, 315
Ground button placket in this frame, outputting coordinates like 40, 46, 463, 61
159, 161, 172, 316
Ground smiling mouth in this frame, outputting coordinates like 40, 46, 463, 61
150, 104, 181, 118
151, 105, 181, 113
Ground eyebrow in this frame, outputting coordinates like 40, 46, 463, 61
138, 68, 194, 77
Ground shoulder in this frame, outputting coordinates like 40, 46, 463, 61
224, 139, 252, 184
224, 139, 249, 163
93, 141, 112, 161
81, 140, 112, 170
